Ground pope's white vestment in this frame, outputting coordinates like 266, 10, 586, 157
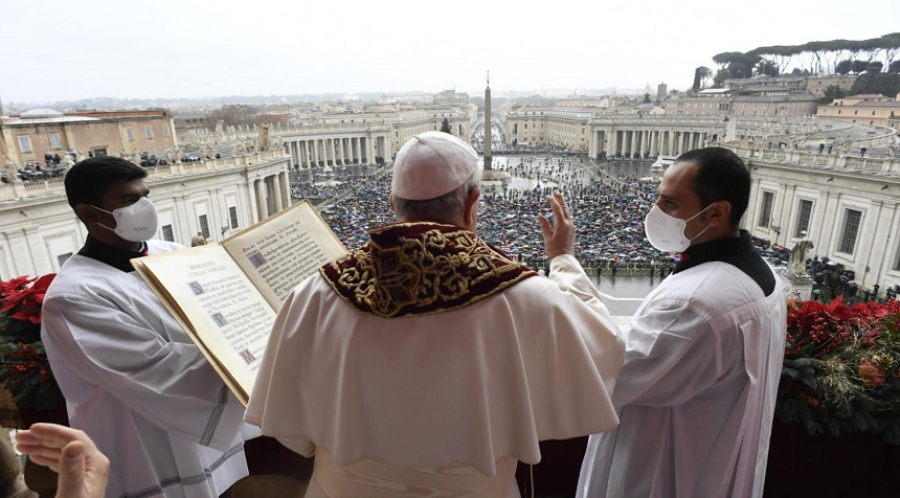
247, 225, 624, 498
42, 240, 251, 498
577, 259, 787, 498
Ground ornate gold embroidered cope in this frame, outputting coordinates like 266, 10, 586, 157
320, 223, 538, 318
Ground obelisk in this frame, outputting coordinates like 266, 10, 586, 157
484, 71, 492, 171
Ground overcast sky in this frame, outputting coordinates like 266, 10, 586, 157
1, 0, 896, 104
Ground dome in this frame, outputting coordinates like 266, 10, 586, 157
20, 108, 63, 118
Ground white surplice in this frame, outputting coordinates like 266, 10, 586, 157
42, 240, 252, 498
577, 261, 787, 498
246, 254, 624, 498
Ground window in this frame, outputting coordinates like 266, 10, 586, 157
758, 191, 774, 228
229, 206, 239, 229
57, 252, 73, 267
145, 125, 154, 139
17, 135, 32, 153
199, 215, 210, 238
126, 127, 135, 142
162, 124, 171, 137
161, 224, 174, 242
49, 133, 62, 150
795, 200, 813, 238
838, 209, 862, 255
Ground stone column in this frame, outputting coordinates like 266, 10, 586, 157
638, 131, 646, 158
368, 137, 375, 163
281, 171, 292, 207
630, 131, 638, 158
273, 173, 284, 212
668, 131, 676, 155
255, 178, 267, 222
649, 131, 657, 156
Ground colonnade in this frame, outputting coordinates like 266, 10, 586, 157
590, 129, 715, 158
282, 135, 391, 170
250, 170, 292, 222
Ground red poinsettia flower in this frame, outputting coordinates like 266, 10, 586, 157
1, 274, 55, 324
858, 358, 886, 388
0, 276, 33, 300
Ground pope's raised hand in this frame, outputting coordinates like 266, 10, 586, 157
537, 191, 575, 260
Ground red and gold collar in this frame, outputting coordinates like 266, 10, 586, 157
320, 222, 537, 319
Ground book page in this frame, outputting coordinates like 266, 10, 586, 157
133, 245, 276, 406
222, 200, 347, 309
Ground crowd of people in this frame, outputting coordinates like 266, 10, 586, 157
316, 154, 675, 273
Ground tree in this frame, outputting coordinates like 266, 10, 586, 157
440, 118, 452, 135
693, 66, 713, 91
728, 62, 752, 79
867, 61, 884, 73
850, 72, 900, 97
853, 60, 870, 73
756, 60, 780, 77
819, 85, 847, 105
890, 60, 900, 73
713, 68, 732, 88
835, 60, 854, 75
643, 93, 651, 104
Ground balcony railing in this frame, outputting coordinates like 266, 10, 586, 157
727, 145, 900, 177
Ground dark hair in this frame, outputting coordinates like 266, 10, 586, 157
64, 156, 147, 209
675, 147, 750, 226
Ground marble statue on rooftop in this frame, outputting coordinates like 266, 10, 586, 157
889, 140, 898, 159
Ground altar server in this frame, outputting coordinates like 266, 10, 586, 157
577, 148, 787, 498
42, 157, 251, 498
247, 132, 625, 498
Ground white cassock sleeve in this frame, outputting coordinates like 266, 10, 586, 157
610, 301, 727, 408
550, 254, 622, 398
42, 294, 246, 452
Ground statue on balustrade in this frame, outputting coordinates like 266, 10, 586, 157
165, 147, 173, 165
788, 234, 814, 278
132, 148, 141, 164
4, 158, 19, 183
888, 139, 898, 159
837, 136, 853, 156
174, 146, 181, 163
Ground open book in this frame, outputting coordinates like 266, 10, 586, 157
132, 200, 347, 406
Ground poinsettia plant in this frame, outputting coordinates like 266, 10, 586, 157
777, 295, 900, 444
0, 274, 63, 410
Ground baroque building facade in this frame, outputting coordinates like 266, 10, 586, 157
0, 150, 290, 279
733, 145, 900, 290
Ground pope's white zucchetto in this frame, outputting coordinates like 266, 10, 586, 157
391, 131, 480, 201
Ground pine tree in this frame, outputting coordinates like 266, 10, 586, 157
440, 118, 452, 135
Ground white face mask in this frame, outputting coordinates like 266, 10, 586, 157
644, 203, 715, 253
94, 197, 158, 242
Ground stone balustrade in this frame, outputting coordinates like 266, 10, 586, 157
0, 149, 289, 202
726, 145, 900, 176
